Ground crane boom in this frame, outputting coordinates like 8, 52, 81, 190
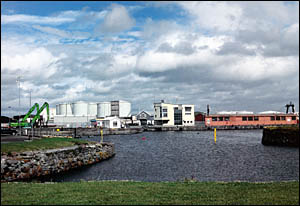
31, 102, 49, 125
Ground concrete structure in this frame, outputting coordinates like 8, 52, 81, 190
53, 116, 95, 128
154, 100, 195, 126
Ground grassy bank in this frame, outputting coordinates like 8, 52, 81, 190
1, 138, 94, 153
1, 181, 299, 205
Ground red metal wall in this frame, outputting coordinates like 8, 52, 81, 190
205, 114, 298, 127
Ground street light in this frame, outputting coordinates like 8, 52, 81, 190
16, 76, 21, 136
8, 106, 12, 127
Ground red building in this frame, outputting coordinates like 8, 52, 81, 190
205, 113, 298, 127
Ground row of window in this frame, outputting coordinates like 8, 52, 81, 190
212, 117, 231, 121
183, 120, 193, 124
212, 116, 296, 121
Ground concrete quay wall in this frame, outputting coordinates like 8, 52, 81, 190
145, 125, 268, 131
1, 143, 115, 182
25, 127, 144, 138
262, 126, 299, 147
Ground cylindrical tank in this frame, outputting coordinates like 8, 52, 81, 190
72, 101, 88, 116
88, 102, 97, 116
56, 104, 60, 115
59, 103, 67, 115
119, 100, 131, 117
97, 102, 111, 118
66, 103, 72, 115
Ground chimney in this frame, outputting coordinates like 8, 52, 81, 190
207, 104, 210, 116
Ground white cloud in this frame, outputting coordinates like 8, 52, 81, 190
177, 2, 243, 32
97, 4, 135, 33
1, 14, 75, 25
32, 25, 71, 38
1, 40, 66, 80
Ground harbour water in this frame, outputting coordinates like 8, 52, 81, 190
42, 130, 299, 182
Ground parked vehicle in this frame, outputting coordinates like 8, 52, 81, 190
1, 127, 18, 135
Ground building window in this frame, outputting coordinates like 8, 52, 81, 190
185, 107, 192, 112
183, 121, 186, 123
270, 116, 275, 121
174, 107, 182, 125
185, 113, 191, 115
292, 116, 296, 120
281, 116, 286, 120
225, 116, 230, 121
248, 117, 253, 121
113, 121, 118, 127
212, 117, 217, 121
191, 121, 193, 123
254, 116, 259, 121
276, 116, 280, 120
218, 117, 223, 121
242, 117, 247, 121
163, 109, 167, 112
163, 113, 168, 117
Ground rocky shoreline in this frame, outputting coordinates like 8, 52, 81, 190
1, 142, 115, 182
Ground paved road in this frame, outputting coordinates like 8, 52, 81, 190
1, 135, 41, 143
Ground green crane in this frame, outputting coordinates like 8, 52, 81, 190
10, 102, 49, 128
31, 102, 49, 127
10, 103, 39, 127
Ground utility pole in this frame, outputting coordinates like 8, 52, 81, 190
16, 76, 21, 136
29, 90, 31, 108
8, 106, 12, 127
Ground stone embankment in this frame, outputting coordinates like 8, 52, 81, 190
1, 142, 115, 182
262, 126, 299, 147
25, 127, 144, 138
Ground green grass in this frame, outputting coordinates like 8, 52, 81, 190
1, 138, 95, 153
1, 181, 299, 205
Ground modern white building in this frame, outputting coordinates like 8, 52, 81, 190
153, 100, 195, 126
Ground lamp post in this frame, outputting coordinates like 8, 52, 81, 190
29, 90, 32, 108
8, 106, 12, 127
16, 76, 21, 136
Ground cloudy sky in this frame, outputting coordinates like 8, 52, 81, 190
1, 1, 299, 116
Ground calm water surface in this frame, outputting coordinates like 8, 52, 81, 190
44, 130, 299, 182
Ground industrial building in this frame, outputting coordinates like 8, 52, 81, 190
205, 112, 298, 127
53, 100, 131, 127
154, 100, 195, 126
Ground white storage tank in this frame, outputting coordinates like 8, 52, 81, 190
237, 111, 254, 114
97, 102, 111, 118
72, 101, 88, 116
66, 103, 72, 115
119, 100, 131, 117
88, 102, 97, 116
59, 103, 67, 115
56, 104, 60, 115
